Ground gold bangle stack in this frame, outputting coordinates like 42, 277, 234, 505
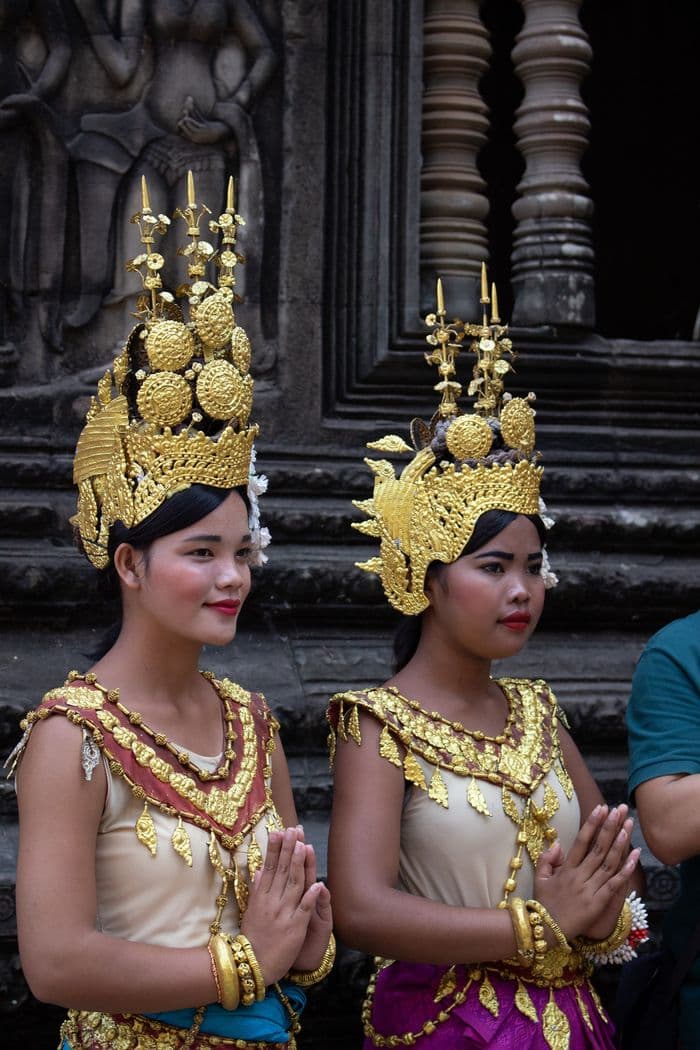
575, 901, 632, 956
507, 898, 535, 966
236, 934, 267, 1002
525, 900, 571, 954
521, 900, 571, 978
289, 932, 337, 987
227, 933, 266, 1005
208, 934, 240, 1011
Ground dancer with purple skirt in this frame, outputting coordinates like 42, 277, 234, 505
327, 272, 647, 1049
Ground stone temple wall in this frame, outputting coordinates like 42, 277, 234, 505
1, 1, 699, 1045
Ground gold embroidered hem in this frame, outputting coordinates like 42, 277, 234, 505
59, 1010, 294, 1049
362, 956, 610, 1049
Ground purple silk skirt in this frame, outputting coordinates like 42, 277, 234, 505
363, 961, 616, 1049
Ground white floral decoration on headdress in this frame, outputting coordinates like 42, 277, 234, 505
539, 496, 558, 589
247, 446, 270, 566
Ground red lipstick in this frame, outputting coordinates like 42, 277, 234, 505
499, 612, 531, 631
206, 599, 241, 617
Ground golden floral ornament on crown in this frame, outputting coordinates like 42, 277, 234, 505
353, 265, 554, 616
144, 320, 196, 371
71, 171, 270, 570
136, 371, 193, 427
194, 288, 236, 353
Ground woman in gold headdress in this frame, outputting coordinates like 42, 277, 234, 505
7, 175, 333, 1049
327, 276, 646, 1050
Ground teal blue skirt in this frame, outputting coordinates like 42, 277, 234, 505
61, 982, 306, 1047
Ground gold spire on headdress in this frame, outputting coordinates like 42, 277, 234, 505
353, 265, 542, 615
71, 172, 258, 569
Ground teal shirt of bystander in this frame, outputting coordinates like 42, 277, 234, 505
627, 609, 700, 1047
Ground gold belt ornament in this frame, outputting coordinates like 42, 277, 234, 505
59, 1010, 293, 1050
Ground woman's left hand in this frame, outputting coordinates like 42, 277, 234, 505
290, 830, 333, 973
576, 811, 635, 940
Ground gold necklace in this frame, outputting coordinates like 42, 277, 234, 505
385, 679, 517, 744
66, 669, 238, 781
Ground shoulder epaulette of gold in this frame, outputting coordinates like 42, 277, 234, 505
327, 679, 573, 809
41, 684, 106, 710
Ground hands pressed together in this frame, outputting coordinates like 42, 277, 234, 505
534, 803, 640, 944
240, 826, 333, 987
237, 802, 636, 988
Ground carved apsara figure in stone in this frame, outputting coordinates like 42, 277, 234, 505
0, 0, 71, 380
68, 0, 277, 333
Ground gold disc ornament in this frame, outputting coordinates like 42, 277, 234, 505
145, 320, 196, 371
500, 398, 536, 454
194, 290, 235, 353
445, 414, 493, 460
136, 372, 193, 427
196, 359, 253, 422
231, 326, 251, 374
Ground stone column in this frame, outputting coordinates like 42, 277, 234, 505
511, 0, 595, 328
420, 0, 491, 315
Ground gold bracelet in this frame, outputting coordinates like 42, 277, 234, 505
208, 943, 223, 1004
576, 901, 632, 956
208, 934, 240, 1011
508, 898, 535, 966
289, 932, 336, 987
234, 934, 266, 1001
525, 911, 548, 976
228, 934, 258, 1006
525, 900, 571, 955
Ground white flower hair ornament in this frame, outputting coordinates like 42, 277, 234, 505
247, 446, 270, 566
539, 497, 558, 590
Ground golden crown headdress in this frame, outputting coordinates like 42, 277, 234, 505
72, 172, 263, 569
353, 265, 543, 615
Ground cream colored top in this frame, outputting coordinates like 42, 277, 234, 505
95, 750, 276, 949
328, 677, 580, 913
398, 759, 580, 908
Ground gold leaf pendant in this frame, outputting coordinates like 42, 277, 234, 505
478, 973, 499, 1017
428, 766, 449, 808
232, 856, 249, 913
171, 816, 193, 866
587, 981, 608, 1022
208, 831, 226, 878
135, 801, 157, 856
542, 991, 570, 1050
467, 777, 491, 816
346, 704, 362, 745
247, 835, 263, 880
514, 979, 538, 1023
379, 725, 402, 767
403, 752, 427, 789
574, 984, 593, 1031
555, 760, 574, 800
434, 966, 457, 1003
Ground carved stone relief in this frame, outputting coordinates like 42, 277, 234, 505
0, 0, 282, 386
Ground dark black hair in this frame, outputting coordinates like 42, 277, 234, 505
392, 510, 547, 673
89, 484, 247, 659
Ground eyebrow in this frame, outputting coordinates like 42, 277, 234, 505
182, 532, 252, 544
474, 550, 542, 561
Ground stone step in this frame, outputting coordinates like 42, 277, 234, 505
0, 488, 698, 554
0, 537, 697, 630
1, 439, 700, 499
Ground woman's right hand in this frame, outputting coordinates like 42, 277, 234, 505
533, 804, 640, 942
240, 827, 325, 986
